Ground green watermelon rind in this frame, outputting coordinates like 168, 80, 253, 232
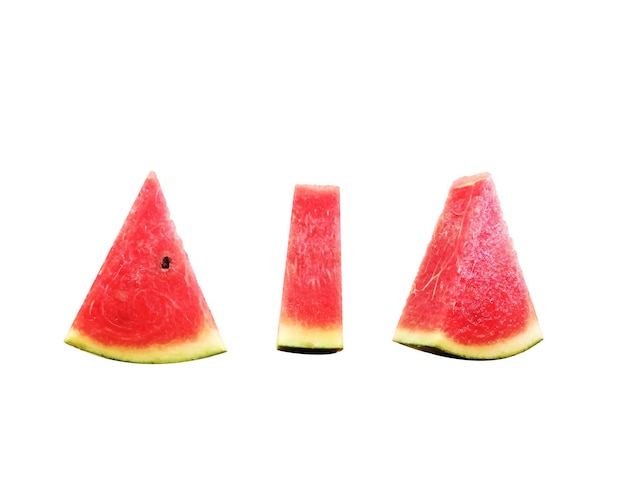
65, 324, 226, 364
277, 322, 343, 354
393, 318, 543, 360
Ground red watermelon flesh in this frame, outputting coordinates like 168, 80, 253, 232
393, 173, 542, 359
65, 172, 226, 363
277, 184, 343, 353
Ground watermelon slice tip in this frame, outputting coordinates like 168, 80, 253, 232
65, 171, 226, 364
393, 172, 543, 360
276, 184, 343, 354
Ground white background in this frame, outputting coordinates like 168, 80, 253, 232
1, 1, 624, 499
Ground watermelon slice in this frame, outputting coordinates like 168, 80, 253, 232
393, 173, 542, 360
277, 184, 343, 353
65, 172, 226, 363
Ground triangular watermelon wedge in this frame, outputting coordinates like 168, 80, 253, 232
65, 172, 226, 363
277, 184, 343, 353
393, 173, 542, 360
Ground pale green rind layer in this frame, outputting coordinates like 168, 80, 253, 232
65, 325, 226, 363
277, 322, 343, 353
392, 319, 543, 360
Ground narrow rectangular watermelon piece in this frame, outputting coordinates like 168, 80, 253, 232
277, 184, 343, 353
393, 173, 542, 360
65, 172, 226, 363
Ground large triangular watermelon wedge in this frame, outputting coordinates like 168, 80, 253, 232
65, 172, 226, 363
277, 184, 343, 353
393, 173, 542, 360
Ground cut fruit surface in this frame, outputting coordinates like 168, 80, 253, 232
277, 184, 343, 353
393, 173, 542, 360
65, 172, 226, 363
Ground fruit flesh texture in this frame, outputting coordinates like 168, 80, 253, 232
277, 185, 343, 353
65, 172, 226, 363
393, 173, 542, 359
